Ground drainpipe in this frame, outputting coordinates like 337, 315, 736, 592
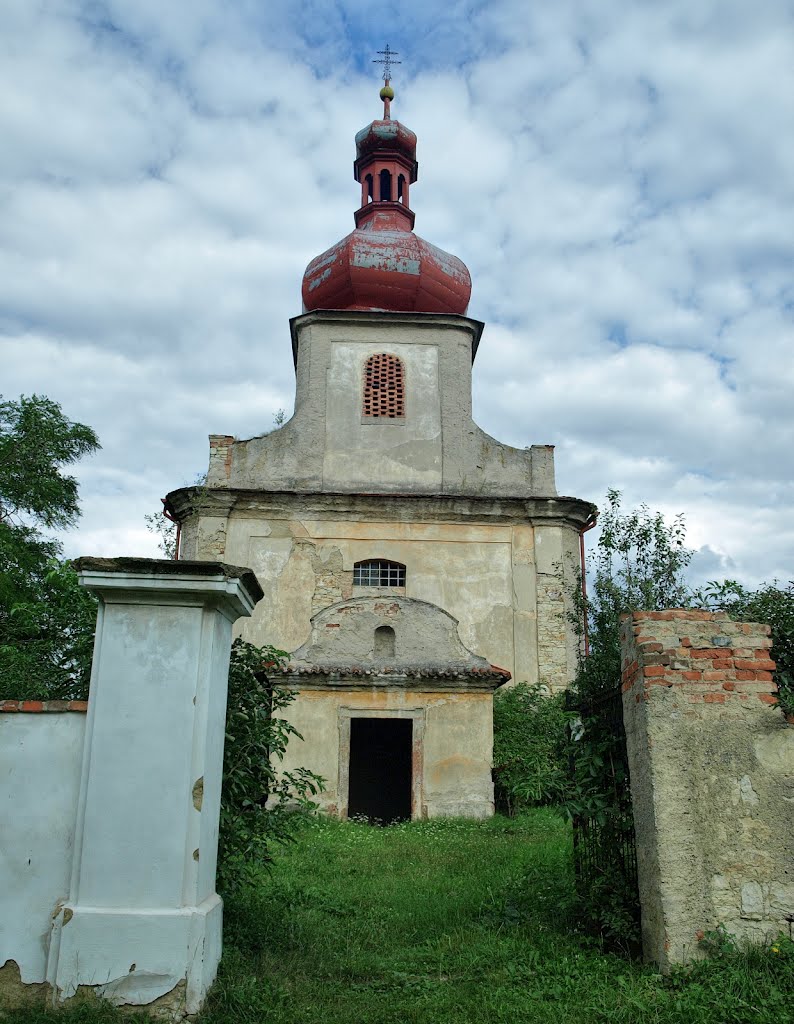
161, 499, 181, 561
579, 512, 598, 657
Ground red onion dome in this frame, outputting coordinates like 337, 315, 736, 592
301, 86, 472, 316
302, 211, 471, 314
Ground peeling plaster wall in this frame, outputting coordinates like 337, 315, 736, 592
0, 710, 85, 985
180, 506, 584, 690
276, 687, 495, 819
202, 311, 558, 499
621, 611, 794, 969
323, 340, 442, 490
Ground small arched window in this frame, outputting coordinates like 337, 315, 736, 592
374, 625, 396, 658
363, 353, 405, 419
379, 169, 392, 201
365, 173, 374, 202
353, 560, 406, 588
397, 174, 405, 203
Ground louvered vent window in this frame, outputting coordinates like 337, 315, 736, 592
353, 560, 406, 587
362, 353, 405, 419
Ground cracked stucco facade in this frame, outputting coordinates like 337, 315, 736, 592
169, 310, 593, 691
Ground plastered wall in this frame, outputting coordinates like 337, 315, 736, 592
0, 705, 86, 988
181, 508, 583, 690
276, 686, 495, 819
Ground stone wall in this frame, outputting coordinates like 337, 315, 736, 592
621, 610, 794, 969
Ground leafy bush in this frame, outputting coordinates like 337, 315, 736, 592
218, 638, 324, 890
492, 683, 570, 813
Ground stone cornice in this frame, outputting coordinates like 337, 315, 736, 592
272, 665, 508, 692
289, 308, 485, 366
164, 486, 597, 529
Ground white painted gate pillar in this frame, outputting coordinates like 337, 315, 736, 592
46, 558, 263, 1015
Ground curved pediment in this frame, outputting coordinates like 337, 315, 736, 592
288, 595, 495, 673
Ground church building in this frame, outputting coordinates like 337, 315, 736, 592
166, 73, 594, 821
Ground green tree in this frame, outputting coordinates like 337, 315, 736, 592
573, 488, 693, 698
0, 394, 100, 700
566, 490, 693, 950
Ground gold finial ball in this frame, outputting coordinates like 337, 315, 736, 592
380, 85, 395, 101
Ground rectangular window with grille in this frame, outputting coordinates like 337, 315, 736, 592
353, 560, 406, 587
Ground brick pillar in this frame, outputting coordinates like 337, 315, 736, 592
621, 610, 794, 969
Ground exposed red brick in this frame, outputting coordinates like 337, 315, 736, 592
712, 659, 734, 670
703, 692, 726, 703
758, 693, 779, 705
682, 671, 702, 681
644, 666, 667, 677
734, 659, 776, 671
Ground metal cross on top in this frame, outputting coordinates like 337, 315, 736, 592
373, 44, 400, 83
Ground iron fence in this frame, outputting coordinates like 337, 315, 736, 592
566, 686, 639, 925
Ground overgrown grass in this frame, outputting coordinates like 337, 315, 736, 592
6, 812, 792, 1023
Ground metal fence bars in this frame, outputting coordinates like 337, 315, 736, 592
566, 686, 640, 937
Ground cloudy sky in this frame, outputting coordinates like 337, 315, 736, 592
2, 0, 793, 588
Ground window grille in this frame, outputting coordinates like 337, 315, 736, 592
362, 353, 405, 419
353, 560, 406, 587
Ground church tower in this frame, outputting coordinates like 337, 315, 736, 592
166, 69, 594, 819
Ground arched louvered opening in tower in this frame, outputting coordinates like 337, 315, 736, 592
379, 168, 392, 201
362, 353, 405, 419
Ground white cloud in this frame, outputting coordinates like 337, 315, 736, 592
2, 0, 792, 586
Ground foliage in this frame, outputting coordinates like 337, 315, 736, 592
565, 490, 693, 950
695, 578, 794, 716
0, 551, 96, 701
218, 638, 324, 890
143, 506, 177, 558
0, 395, 100, 701
572, 488, 693, 700
0, 394, 100, 532
492, 683, 570, 813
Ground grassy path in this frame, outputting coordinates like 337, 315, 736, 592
6, 811, 791, 1023
205, 811, 792, 1024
